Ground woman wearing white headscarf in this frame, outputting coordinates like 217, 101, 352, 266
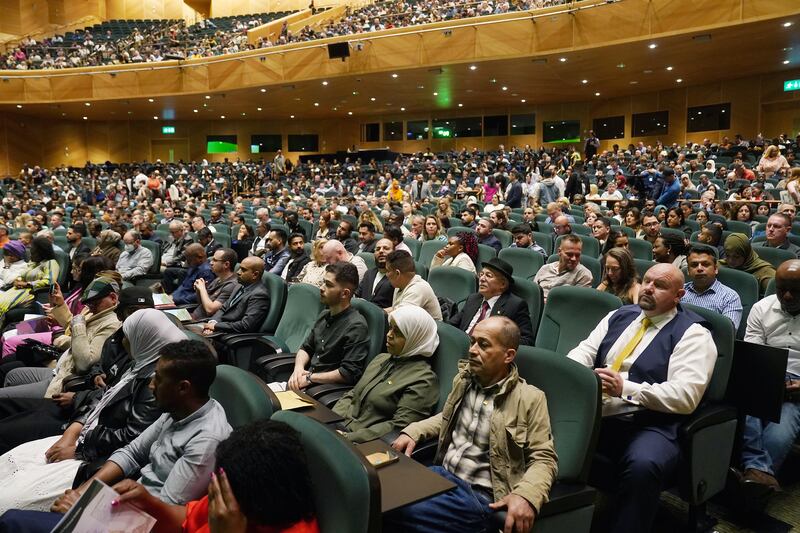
0, 309, 187, 513
333, 305, 439, 443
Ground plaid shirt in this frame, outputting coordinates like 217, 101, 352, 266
441, 374, 510, 493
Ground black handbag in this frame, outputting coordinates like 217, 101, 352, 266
15, 338, 62, 367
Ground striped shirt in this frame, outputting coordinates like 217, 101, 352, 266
441, 374, 510, 494
681, 279, 743, 329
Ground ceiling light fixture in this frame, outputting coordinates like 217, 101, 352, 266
458, 103, 463, 107
676, 78, 683, 83
469, 65, 477, 70
559, 57, 567, 62
15, 104, 21, 108
648, 43, 657, 49
433, 92, 438, 96
290, 115, 295, 118
193, 109, 198, 113
220, 115, 225, 119
521, 99, 526, 103
783, 60, 791, 64
784, 21, 794, 27
501, 86, 508, 91
391, 73, 398, 78
400, 107, 406, 111
314, 102, 320, 106
82, 116, 87, 120
260, 88, 266, 93
322, 81, 328, 85
594, 92, 601, 96
666, 66, 673, 71
257, 107, 262, 111
581, 79, 588, 84
148, 98, 154, 102
370, 97, 376, 101
348, 111, 353, 115
85, 102, 91, 106
205, 95, 211, 99
153, 116, 158, 119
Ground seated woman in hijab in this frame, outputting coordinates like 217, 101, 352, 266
721, 233, 776, 294
0, 308, 187, 514
333, 306, 439, 443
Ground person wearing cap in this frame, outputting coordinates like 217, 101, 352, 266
0, 276, 122, 400
0, 240, 29, 290
448, 258, 534, 346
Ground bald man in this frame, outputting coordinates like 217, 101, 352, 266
201, 256, 270, 336
168, 243, 214, 305
322, 239, 368, 283
567, 264, 717, 533
738, 260, 800, 493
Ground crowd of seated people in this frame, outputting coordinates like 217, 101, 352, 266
0, 133, 795, 530
2, 0, 589, 70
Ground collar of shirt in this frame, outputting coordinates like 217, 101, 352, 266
685, 278, 720, 296
638, 307, 678, 330
471, 367, 514, 394
171, 398, 216, 429
483, 294, 501, 312
324, 305, 356, 324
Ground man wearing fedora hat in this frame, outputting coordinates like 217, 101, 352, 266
448, 257, 534, 346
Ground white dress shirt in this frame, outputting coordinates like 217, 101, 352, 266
745, 295, 800, 376
465, 294, 500, 333
567, 308, 717, 415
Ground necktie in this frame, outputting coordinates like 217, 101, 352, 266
610, 317, 653, 372
469, 301, 491, 335
252, 236, 261, 253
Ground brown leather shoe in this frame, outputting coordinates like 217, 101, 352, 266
743, 468, 781, 492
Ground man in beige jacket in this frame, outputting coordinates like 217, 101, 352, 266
388, 316, 557, 533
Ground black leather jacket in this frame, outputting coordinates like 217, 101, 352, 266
70, 360, 162, 463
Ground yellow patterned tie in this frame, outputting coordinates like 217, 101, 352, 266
610, 317, 653, 372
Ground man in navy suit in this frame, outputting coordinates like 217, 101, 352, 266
505, 171, 523, 209
448, 257, 533, 345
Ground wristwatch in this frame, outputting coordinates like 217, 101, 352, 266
306, 372, 314, 385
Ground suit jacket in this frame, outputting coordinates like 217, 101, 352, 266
70, 242, 92, 262
342, 237, 359, 255
284, 254, 311, 282
211, 281, 270, 334
478, 234, 502, 253
448, 291, 534, 345
356, 268, 394, 309
359, 239, 376, 253
410, 181, 433, 202
205, 240, 223, 258
505, 181, 523, 208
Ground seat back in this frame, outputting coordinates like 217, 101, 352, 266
210, 365, 273, 428
140, 240, 161, 275
710, 266, 758, 339
510, 276, 543, 341
546, 254, 602, 288
418, 240, 447, 268
427, 266, 477, 307
351, 298, 388, 362
432, 321, 470, 411
633, 258, 657, 280
627, 238, 653, 261
272, 411, 381, 533
516, 347, 601, 482
273, 283, 324, 352
536, 286, 622, 354
498, 247, 545, 280
681, 304, 735, 402
555, 234, 600, 258
765, 277, 776, 297
260, 272, 288, 334
356, 252, 375, 270
725, 220, 753, 237
403, 237, 422, 259
477, 243, 497, 264
532, 231, 554, 255
753, 245, 795, 270
213, 232, 232, 248
492, 229, 512, 249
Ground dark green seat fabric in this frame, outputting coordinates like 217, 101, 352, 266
357, 251, 376, 270
752, 245, 795, 270
403, 237, 422, 259
555, 234, 600, 258
428, 266, 477, 307
418, 240, 447, 268
139, 239, 161, 276
267, 282, 323, 353
431, 321, 471, 412
492, 229, 512, 249
725, 220, 753, 237
209, 365, 273, 428
272, 411, 381, 533
260, 272, 288, 334
54, 250, 70, 288
447, 226, 475, 238
532, 231, 554, 255
535, 286, 622, 354
510, 276, 543, 341
499, 247, 545, 280
351, 298, 388, 363
765, 277, 776, 297
477, 243, 497, 264
633, 258, 656, 280
627, 238, 653, 261
546, 254, 602, 288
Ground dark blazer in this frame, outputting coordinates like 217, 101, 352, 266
342, 237, 359, 255
356, 268, 394, 309
285, 254, 311, 282
448, 291, 534, 346
505, 181, 523, 208
359, 239, 376, 254
71, 360, 162, 463
478, 234, 502, 253
205, 239, 223, 258
70, 241, 92, 262
211, 281, 270, 334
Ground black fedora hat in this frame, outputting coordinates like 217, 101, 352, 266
480, 257, 515, 286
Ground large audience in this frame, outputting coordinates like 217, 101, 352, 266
0, 131, 796, 531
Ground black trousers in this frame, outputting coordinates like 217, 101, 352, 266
0, 397, 69, 454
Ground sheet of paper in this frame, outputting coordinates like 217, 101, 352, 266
275, 390, 314, 410
52, 479, 156, 533
164, 308, 193, 322
23, 314, 45, 321
151, 293, 174, 307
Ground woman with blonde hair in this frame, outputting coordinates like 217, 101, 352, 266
435, 198, 453, 220
298, 238, 328, 288
785, 167, 800, 205
359, 209, 384, 233
757, 145, 790, 178
421, 215, 446, 242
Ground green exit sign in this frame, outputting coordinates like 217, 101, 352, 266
162, 126, 176, 134
784, 79, 800, 92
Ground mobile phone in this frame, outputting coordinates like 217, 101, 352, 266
49, 284, 57, 296
365, 451, 400, 468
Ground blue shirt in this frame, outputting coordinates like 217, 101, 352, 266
681, 278, 743, 329
172, 262, 215, 305
656, 179, 681, 208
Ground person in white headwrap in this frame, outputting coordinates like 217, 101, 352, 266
0, 309, 187, 514
333, 305, 440, 443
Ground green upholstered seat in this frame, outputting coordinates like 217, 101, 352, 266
418, 239, 447, 268
428, 265, 477, 307
209, 365, 273, 428
499, 247, 545, 280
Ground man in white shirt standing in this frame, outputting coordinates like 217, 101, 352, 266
738, 260, 800, 493
567, 263, 717, 533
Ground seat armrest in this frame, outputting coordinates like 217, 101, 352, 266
257, 336, 291, 354
679, 403, 737, 439
220, 332, 276, 347
304, 383, 353, 400
410, 438, 438, 464
489, 482, 596, 529
380, 430, 402, 446
252, 354, 297, 382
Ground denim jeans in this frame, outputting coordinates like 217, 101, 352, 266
383, 466, 494, 533
741, 373, 800, 475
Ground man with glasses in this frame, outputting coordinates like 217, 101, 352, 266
448, 258, 533, 345
192, 248, 239, 320
160, 220, 193, 271
639, 214, 661, 245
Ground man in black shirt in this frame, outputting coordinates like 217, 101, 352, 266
285, 262, 369, 391
356, 238, 395, 309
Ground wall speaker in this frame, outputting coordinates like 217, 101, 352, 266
328, 42, 350, 60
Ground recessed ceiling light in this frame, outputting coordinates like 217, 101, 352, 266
322, 81, 328, 85
333, 107, 338, 111
400, 107, 406, 111
630, 80, 639, 84
220, 115, 225, 119
594, 92, 601, 96
666, 66, 673, 71
153, 116, 158, 120
15, 104, 21, 108
417, 85, 424, 89
391, 73, 398, 78
469, 65, 477, 71
617, 63, 625, 68
290, 115, 295, 118
370, 97, 376, 102
521, 99, 526, 103
581, 79, 588, 84
559, 57, 567, 62
84, 102, 91, 106
148, 98, 154, 102
648, 43, 657, 49
501, 86, 508, 91
433, 92, 438, 96
203, 103, 207, 107
205, 95, 211, 99
352, 91, 359, 95
676, 78, 683, 83
82, 116, 87, 120
260, 88, 266, 93
241, 112, 246, 116
783, 60, 791, 64
347, 111, 353, 115
193, 109, 198, 113
784, 21, 793, 27
490, 78, 497, 83
62, 112, 66, 116
257, 107, 262, 111
458, 103, 463, 107
314, 102, 320, 106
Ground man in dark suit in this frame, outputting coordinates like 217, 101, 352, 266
355, 238, 394, 309
505, 171, 523, 209
475, 218, 502, 253
201, 256, 270, 335
197, 227, 222, 259
66, 223, 91, 263
448, 257, 534, 345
